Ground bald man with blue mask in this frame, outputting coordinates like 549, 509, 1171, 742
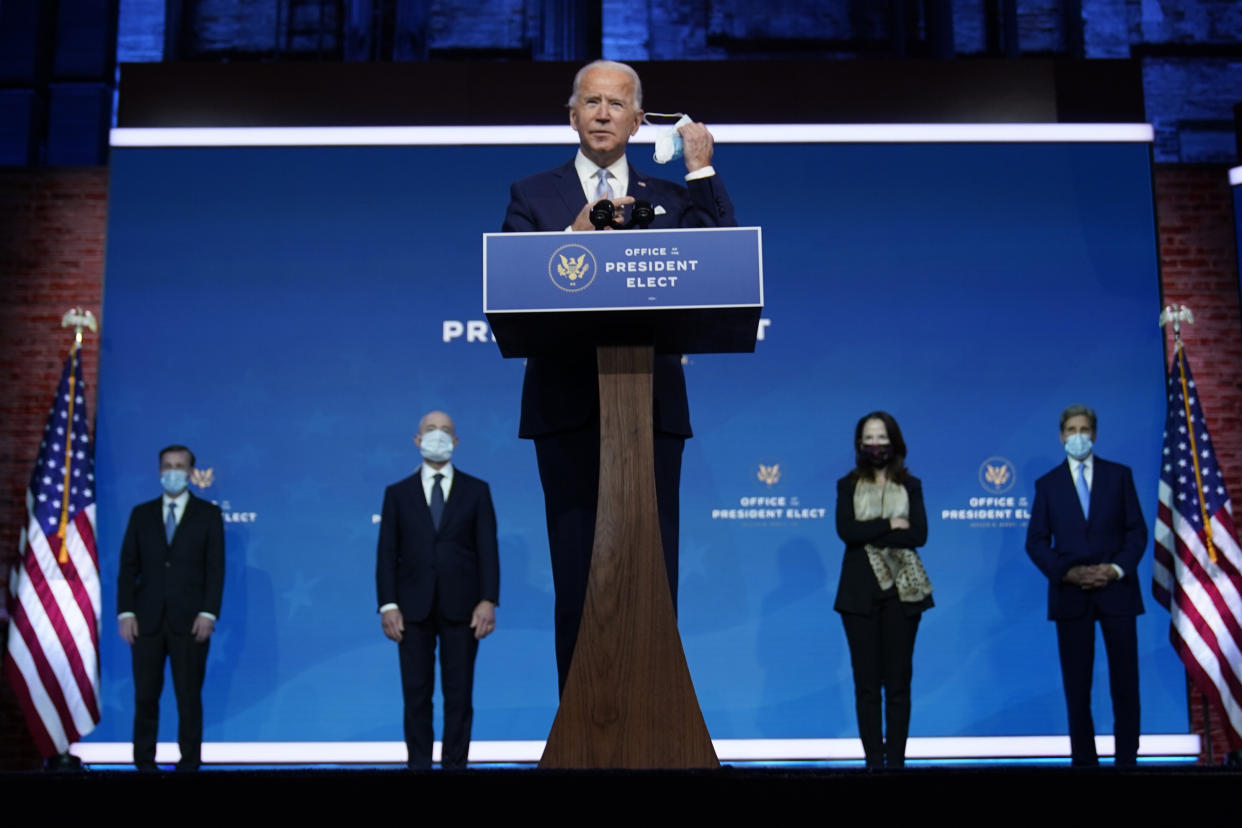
376, 410, 499, 769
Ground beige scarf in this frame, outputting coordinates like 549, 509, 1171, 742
853, 478, 933, 603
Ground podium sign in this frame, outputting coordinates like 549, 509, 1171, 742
483, 226, 763, 357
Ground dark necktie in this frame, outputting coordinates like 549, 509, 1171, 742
165, 501, 177, 544
430, 473, 445, 530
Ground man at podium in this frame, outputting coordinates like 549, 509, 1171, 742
502, 59, 736, 693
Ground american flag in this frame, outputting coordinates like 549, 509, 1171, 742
3, 343, 102, 756
1153, 343, 1242, 751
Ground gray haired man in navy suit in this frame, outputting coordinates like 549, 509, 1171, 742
502, 60, 736, 694
376, 410, 499, 770
117, 444, 224, 771
1026, 404, 1147, 766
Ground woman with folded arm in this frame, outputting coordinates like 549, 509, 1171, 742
834, 410, 933, 769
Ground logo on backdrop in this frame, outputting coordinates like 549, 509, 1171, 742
192, 464, 258, 524
978, 456, 1015, 494
757, 463, 780, 486
549, 244, 597, 293
940, 455, 1029, 528
710, 459, 828, 524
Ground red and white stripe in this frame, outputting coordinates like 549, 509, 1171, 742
1153, 485, 1242, 749
5, 500, 102, 756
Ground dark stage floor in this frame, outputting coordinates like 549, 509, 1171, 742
7, 764, 1239, 819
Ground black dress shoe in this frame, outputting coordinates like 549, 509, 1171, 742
136, 761, 160, 772
175, 761, 201, 772
44, 753, 84, 772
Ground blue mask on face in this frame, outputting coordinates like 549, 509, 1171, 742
161, 469, 188, 495
418, 429, 455, 463
1063, 433, 1093, 461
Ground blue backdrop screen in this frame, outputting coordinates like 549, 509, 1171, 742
93, 139, 1182, 744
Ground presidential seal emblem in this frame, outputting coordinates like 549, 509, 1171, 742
548, 243, 598, 293
191, 467, 214, 489
977, 456, 1015, 494
757, 463, 781, 487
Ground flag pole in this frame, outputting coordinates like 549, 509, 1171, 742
1159, 305, 1217, 564
53, 308, 96, 566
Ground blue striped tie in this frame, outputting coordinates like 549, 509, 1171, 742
165, 502, 177, 544
595, 168, 613, 201
1075, 463, 1090, 519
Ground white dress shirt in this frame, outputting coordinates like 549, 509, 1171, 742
420, 461, 454, 504
163, 489, 190, 526
572, 148, 718, 206
1068, 455, 1093, 491
574, 150, 630, 203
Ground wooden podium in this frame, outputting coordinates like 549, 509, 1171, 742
483, 227, 763, 768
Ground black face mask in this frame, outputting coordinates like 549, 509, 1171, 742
861, 444, 894, 467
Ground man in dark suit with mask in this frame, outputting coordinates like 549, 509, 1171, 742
1026, 404, 1146, 766
376, 410, 499, 770
117, 444, 224, 771
502, 60, 735, 694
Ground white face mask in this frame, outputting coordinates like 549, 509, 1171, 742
418, 429, 455, 463
645, 112, 692, 164
1063, 433, 1093, 461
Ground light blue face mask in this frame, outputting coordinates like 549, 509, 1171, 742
645, 113, 692, 164
1063, 432, 1093, 461
160, 469, 189, 495
419, 428, 455, 463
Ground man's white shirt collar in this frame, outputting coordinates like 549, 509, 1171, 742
1067, 454, 1094, 487
575, 149, 630, 203
420, 461, 454, 482
420, 462, 455, 503
162, 489, 190, 523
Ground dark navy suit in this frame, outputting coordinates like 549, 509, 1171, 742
502, 158, 735, 692
1026, 456, 1146, 765
117, 493, 224, 769
376, 468, 499, 769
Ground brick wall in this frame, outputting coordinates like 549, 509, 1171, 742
0, 167, 106, 768
0, 163, 1238, 765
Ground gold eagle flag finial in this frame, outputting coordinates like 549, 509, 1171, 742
60, 307, 97, 347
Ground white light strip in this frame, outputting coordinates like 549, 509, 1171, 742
710, 123, 1154, 144
1230, 165, 1242, 186
110, 123, 1154, 148
111, 125, 573, 147
69, 734, 1199, 764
